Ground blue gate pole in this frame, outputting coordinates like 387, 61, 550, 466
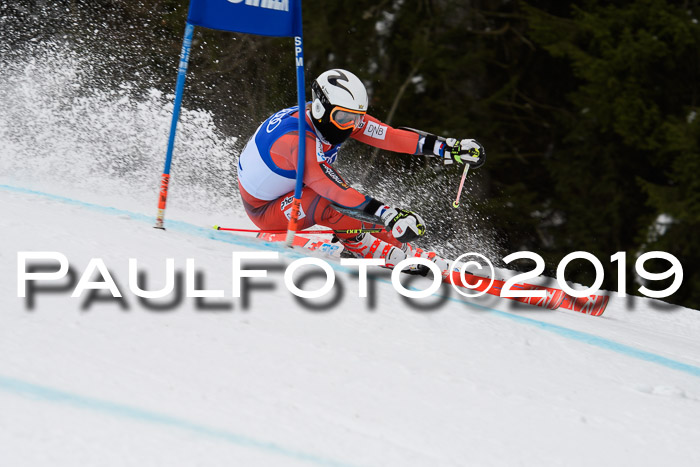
285, 0, 307, 246
155, 22, 195, 230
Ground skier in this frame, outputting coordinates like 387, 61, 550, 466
237, 69, 485, 275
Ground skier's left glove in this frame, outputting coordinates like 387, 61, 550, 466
441, 138, 486, 168
404, 127, 486, 169
377, 206, 426, 243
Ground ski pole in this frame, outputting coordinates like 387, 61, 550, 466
452, 163, 470, 208
213, 226, 385, 235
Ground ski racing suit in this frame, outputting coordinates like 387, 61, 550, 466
237, 105, 441, 267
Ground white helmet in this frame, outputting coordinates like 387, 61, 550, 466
311, 69, 368, 145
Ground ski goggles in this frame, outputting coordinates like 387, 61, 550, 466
330, 107, 365, 130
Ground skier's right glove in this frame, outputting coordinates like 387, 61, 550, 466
377, 206, 426, 243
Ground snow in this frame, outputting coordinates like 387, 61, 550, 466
1, 184, 700, 467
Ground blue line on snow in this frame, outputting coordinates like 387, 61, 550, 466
449, 299, 700, 378
0, 375, 359, 467
3, 183, 700, 381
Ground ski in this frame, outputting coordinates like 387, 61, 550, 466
558, 294, 609, 317
446, 271, 565, 310
446, 270, 608, 315
240, 231, 609, 315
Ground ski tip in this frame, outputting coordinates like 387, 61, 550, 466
213, 225, 220, 230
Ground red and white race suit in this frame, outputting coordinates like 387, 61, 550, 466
237, 104, 422, 245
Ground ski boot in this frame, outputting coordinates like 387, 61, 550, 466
338, 233, 405, 267
340, 233, 450, 277
402, 243, 451, 279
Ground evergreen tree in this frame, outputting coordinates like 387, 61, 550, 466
525, 0, 700, 306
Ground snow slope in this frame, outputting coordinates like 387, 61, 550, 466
2, 184, 700, 467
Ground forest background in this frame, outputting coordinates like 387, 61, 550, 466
2, 0, 699, 309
